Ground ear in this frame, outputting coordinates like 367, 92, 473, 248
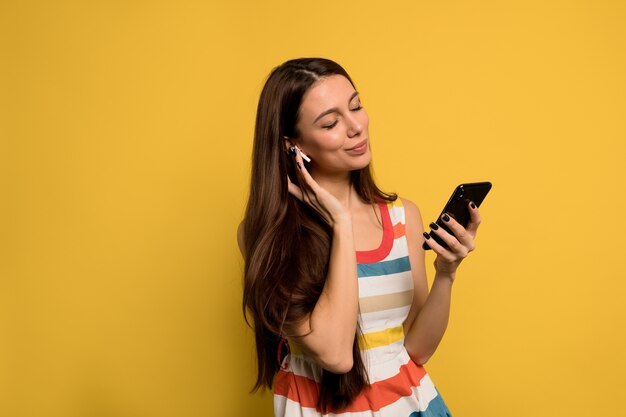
283, 136, 296, 153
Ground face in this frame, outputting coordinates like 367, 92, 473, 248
291, 74, 370, 175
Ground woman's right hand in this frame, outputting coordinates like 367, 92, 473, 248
286, 147, 350, 227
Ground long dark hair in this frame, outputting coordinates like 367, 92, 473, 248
242, 58, 396, 412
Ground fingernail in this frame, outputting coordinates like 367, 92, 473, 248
423, 232, 431, 240
442, 213, 450, 222
470, 201, 476, 209
296, 162, 302, 169
429, 222, 439, 231
289, 146, 296, 156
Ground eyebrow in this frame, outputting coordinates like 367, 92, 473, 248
313, 91, 360, 124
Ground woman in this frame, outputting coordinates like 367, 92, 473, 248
238, 58, 481, 416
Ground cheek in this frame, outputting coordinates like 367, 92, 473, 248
306, 132, 345, 151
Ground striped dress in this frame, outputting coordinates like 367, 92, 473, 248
274, 199, 453, 417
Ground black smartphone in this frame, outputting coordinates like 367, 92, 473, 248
423, 182, 492, 250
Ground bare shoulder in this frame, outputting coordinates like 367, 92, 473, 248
236, 220, 245, 256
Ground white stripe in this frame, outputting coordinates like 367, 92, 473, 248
411, 373, 439, 412
365, 345, 412, 382
374, 377, 439, 414
284, 331, 410, 382
275, 395, 395, 417
274, 396, 320, 417
275, 387, 438, 417
382, 236, 410, 262
358, 305, 411, 333
361, 339, 406, 373
281, 355, 323, 382
358, 270, 413, 298
388, 204, 405, 225
275, 351, 440, 416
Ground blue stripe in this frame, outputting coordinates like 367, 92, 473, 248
408, 389, 452, 416
357, 256, 411, 278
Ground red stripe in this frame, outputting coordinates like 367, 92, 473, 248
356, 202, 393, 264
274, 360, 428, 413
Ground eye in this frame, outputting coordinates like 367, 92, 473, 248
322, 120, 338, 129
350, 98, 363, 111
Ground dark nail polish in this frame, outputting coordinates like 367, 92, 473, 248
470, 201, 476, 209
289, 146, 296, 156
442, 214, 450, 222
429, 222, 439, 231
423, 232, 431, 240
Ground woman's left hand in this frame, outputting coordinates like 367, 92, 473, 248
423, 202, 482, 278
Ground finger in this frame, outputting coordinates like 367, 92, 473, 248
293, 147, 320, 192
438, 213, 476, 250
292, 148, 324, 209
422, 232, 457, 263
290, 148, 315, 197
465, 201, 482, 235
428, 220, 470, 256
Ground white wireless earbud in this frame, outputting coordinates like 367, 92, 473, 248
299, 150, 311, 163
294, 146, 311, 162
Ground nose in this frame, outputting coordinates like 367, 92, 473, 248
346, 114, 363, 138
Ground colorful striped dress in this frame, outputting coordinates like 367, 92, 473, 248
274, 199, 453, 417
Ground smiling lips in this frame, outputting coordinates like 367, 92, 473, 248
346, 139, 368, 155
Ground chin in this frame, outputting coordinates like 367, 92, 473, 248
361, 150, 372, 165
351, 153, 372, 171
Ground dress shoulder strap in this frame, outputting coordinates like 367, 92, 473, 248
386, 198, 406, 227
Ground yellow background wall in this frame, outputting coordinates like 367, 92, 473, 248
2, 1, 625, 416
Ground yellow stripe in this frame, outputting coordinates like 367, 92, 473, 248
287, 325, 405, 355
358, 325, 405, 350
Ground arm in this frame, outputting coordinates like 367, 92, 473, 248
245, 149, 358, 374
238, 216, 358, 373
402, 198, 481, 365
289, 217, 359, 374
285, 150, 359, 373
